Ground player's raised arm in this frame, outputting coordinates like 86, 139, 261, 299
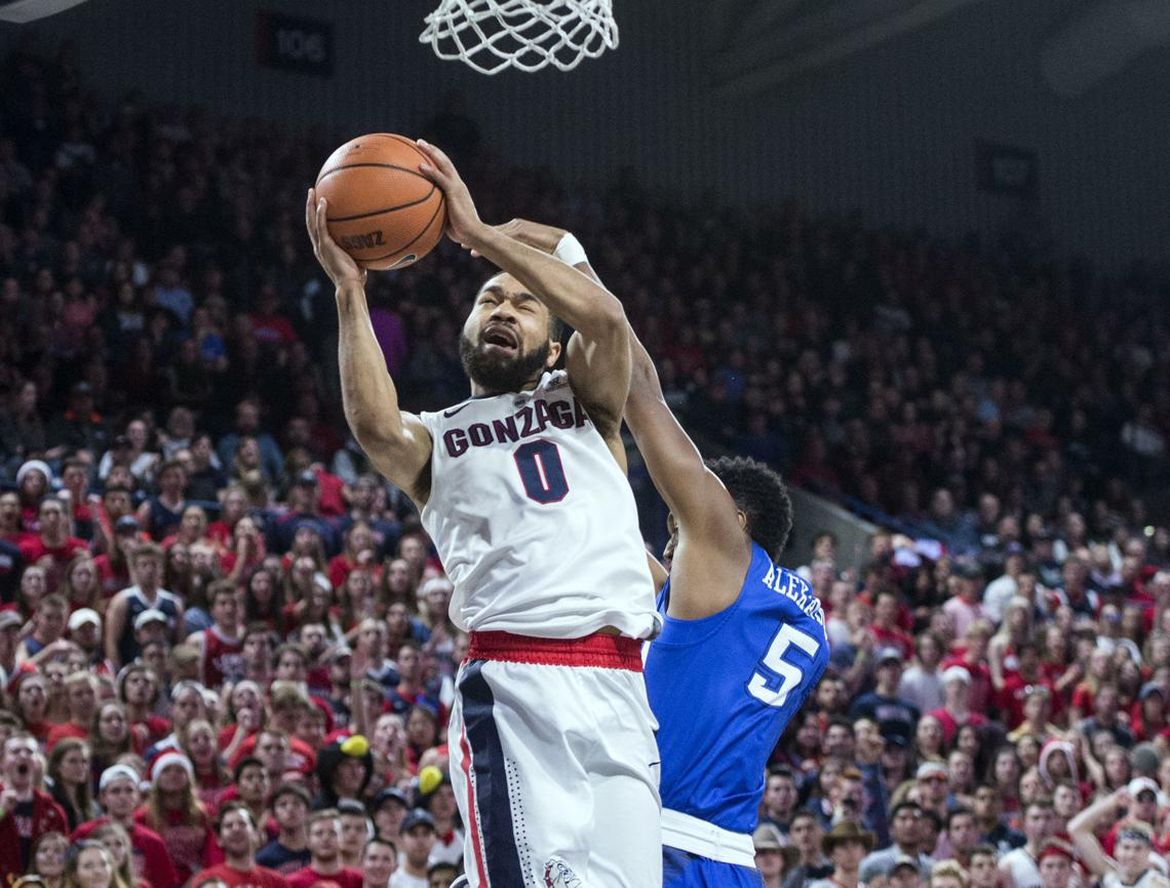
415, 141, 630, 434
305, 190, 432, 501
624, 327, 751, 567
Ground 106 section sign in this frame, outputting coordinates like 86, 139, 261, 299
256, 10, 334, 77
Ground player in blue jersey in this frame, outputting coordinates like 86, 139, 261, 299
624, 326, 832, 887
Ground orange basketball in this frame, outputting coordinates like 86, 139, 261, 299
314, 133, 447, 271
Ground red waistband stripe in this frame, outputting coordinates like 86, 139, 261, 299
466, 631, 643, 671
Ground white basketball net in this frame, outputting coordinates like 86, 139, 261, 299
419, 0, 618, 75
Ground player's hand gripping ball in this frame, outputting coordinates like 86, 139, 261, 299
314, 134, 447, 270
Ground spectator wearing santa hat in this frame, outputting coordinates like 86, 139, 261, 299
134, 749, 214, 884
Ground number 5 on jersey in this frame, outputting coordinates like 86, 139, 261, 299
748, 624, 822, 708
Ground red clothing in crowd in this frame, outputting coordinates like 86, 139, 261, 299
997, 675, 1056, 730
131, 714, 172, 747
207, 520, 235, 549
941, 654, 994, 714
74, 816, 181, 888
45, 720, 89, 750
250, 311, 298, 347
18, 534, 89, 565
286, 866, 363, 888
189, 862, 291, 888
19, 718, 51, 745
1070, 682, 1095, 717
0, 788, 68, 875
134, 804, 215, 884
871, 624, 915, 660
312, 468, 346, 517
328, 553, 360, 591
93, 553, 130, 598
929, 706, 988, 747
230, 733, 317, 776
1130, 702, 1167, 742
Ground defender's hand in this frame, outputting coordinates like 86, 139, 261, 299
485, 218, 566, 255
306, 189, 367, 289
415, 139, 486, 249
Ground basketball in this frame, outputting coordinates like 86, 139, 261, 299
314, 133, 447, 271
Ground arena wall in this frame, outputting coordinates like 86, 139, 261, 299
2, 0, 1169, 269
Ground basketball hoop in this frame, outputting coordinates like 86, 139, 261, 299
419, 0, 618, 75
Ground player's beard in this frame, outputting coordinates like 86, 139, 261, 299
460, 331, 550, 395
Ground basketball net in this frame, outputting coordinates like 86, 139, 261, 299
419, 0, 618, 75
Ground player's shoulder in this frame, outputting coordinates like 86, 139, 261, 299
751, 552, 827, 627
751, 549, 811, 596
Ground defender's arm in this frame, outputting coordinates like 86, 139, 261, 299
624, 329, 751, 585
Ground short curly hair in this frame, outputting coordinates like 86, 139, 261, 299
704, 456, 793, 561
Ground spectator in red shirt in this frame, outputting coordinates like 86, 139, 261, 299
60, 555, 102, 615
942, 562, 986, 641
135, 751, 213, 884
930, 666, 988, 747
0, 490, 26, 544
286, 809, 364, 888
870, 588, 914, 661
207, 486, 249, 550
359, 836, 398, 888
0, 732, 69, 873
328, 523, 376, 593
1130, 683, 1167, 743
250, 285, 299, 349
74, 764, 180, 888
161, 505, 215, 553
15, 460, 52, 533
997, 643, 1056, 731
93, 513, 137, 599
1068, 645, 1113, 725
117, 663, 170, 748
189, 801, 290, 888
60, 459, 98, 541
18, 497, 89, 593
46, 671, 99, 749
942, 622, 995, 715
12, 670, 52, 743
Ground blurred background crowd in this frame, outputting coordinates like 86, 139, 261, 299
1, 36, 1170, 888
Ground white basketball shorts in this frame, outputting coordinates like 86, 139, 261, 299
447, 631, 663, 888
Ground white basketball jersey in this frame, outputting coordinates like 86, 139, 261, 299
417, 369, 659, 639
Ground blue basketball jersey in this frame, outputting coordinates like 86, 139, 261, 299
645, 543, 830, 834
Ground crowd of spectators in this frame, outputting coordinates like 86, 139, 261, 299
1, 35, 1170, 888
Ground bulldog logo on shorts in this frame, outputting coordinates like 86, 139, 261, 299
543, 856, 584, 888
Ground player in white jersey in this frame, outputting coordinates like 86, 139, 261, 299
306, 141, 661, 888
